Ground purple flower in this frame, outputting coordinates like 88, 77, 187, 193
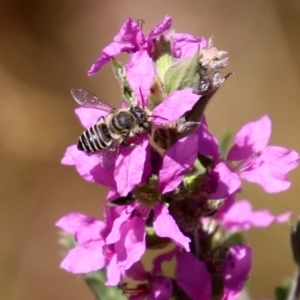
64, 49, 201, 197
125, 253, 173, 300
88, 15, 207, 75
217, 199, 292, 232
227, 115, 300, 193
55, 207, 148, 286
176, 251, 211, 300
107, 202, 190, 253
222, 244, 252, 300
55, 212, 109, 274
88, 16, 172, 75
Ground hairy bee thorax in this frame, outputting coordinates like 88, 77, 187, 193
102, 106, 149, 140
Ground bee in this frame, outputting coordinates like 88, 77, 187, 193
71, 88, 151, 168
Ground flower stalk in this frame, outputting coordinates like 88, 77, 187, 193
56, 15, 300, 300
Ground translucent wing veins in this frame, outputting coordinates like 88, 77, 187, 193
71, 88, 116, 112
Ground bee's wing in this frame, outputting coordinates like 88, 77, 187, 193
71, 88, 115, 113
99, 138, 124, 169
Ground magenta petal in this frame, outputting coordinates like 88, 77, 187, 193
153, 205, 190, 251
61, 241, 105, 274
149, 277, 173, 300
227, 115, 271, 161
241, 146, 300, 193
198, 118, 220, 162
209, 163, 241, 199
88, 42, 134, 75
106, 188, 120, 202
55, 212, 89, 233
126, 261, 148, 281
220, 200, 292, 232
176, 252, 211, 300
159, 134, 198, 194
114, 18, 141, 43
75, 107, 106, 129
172, 33, 207, 58
114, 138, 149, 196
276, 211, 293, 223
223, 245, 252, 300
106, 254, 123, 286
106, 207, 132, 244
153, 88, 199, 124
55, 212, 106, 243
115, 216, 146, 270
126, 51, 155, 106
61, 145, 99, 180
61, 145, 77, 165
61, 145, 115, 187
148, 15, 172, 37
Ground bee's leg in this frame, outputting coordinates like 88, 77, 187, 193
148, 124, 166, 157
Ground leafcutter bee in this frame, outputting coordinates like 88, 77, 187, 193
71, 88, 150, 168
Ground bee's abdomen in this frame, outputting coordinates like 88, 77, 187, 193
78, 123, 111, 153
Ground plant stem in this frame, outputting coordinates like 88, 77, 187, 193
287, 271, 300, 300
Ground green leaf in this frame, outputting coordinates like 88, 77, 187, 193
275, 279, 292, 300
84, 270, 127, 300
164, 50, 200, 95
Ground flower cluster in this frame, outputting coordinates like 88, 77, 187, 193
57, 16, 299, 300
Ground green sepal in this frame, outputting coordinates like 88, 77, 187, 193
164, 50, 200, 95
183, 159, 206, 189
219, 128, 232, 159
111, 59, 133, 103
274, 279, 292, 300
84, 270, 127, 300
156, 53, 173, 84
153, 35, 172, 83
223, 232, 246, 248
184, 174, 199, 189
58, 231, 77, 249
194, 158, 206, 173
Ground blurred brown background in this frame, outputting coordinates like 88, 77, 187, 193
1, 0, 300, 299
